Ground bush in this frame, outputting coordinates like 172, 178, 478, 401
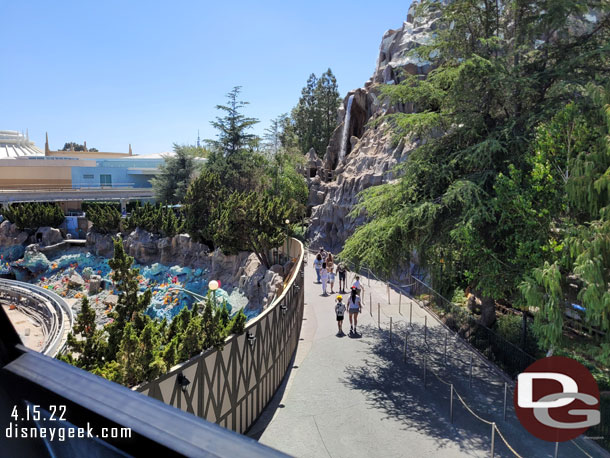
125, 203, 184, 237
86, 203, 122, 234
2, 202, 64, 231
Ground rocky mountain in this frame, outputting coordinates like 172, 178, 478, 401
306, 1, 443, 251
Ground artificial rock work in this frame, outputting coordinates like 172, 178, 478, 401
87, 228, 286, 313
307, 1, 437, 251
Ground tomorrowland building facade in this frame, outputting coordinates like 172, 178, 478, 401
0, 130, 167, 212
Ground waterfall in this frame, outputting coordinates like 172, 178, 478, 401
338, 95, 354, 163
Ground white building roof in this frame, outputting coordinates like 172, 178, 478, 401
0, 130, 43, 158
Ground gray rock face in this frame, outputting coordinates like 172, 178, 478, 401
308, 0, 433, 251
0, 221, 29, 246
68, 272, 85, 290
89, 274, 102, 295
86, 228, 284, 315
36, 227, 64, 246
86, 231, 115, 258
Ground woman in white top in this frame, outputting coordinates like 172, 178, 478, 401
352, 275, 364, 296
347, 287, 361, 334
320, 262, 329, 295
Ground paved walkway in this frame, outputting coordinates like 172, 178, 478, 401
249, 253, 602, 458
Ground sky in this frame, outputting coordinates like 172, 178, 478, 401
0, 0, 411, 155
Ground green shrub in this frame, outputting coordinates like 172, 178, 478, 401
86, 203, 122, 234
2, 202, 64, 231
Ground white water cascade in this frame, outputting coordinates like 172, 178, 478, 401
338, 94, 354, 163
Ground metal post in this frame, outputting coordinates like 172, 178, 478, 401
378, 303, 380, 329
390, 317, 393, 345
403, 332, 408, 362
554, 441, 558, 458
387, 284, 390, 304
367, 268, 370, 287
491, 423, 495, 458
409, 302, 412, 325
503, 382, 508, 421
423, 356, 427, 389
370, 292, 372, 316
450, 384, 454, 423
469, 354, 473, 388
399, 292, 402, 314
444, 331, 448, 365
424, 315, 427, 344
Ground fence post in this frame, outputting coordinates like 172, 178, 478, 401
367, 268, 370, 287
378, 303, 380, 329
390, 317, 393, 345
399, 291, 402, 314
409, 301, 412, 326
387, 284, 391, 304
491, 423, 495, 458
469, 354, 473, 388
554, 441, 558, 458
423, 355, 427, 389
450, 384, 454, 423
444, 331, 448, 365
370, 292, 372, 316
403, 332, 408, 362
521, 312, 527, 351
424, 315, 427, 344
503, 382, 507, 421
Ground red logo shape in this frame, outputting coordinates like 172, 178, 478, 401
514, 356, 600, 442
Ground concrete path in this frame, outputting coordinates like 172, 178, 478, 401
249, 252, 602, 458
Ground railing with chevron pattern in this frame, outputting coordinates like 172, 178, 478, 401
136, 237, 305, 434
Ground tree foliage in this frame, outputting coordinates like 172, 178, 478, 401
151, 144, 200, 204
292, 69, 341, 156
86, 203, 122, 234
341, 0, 609, 338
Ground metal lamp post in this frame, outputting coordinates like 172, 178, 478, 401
208, 280, 219, 307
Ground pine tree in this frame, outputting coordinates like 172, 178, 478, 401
151, 144, 199, 204
206, 86, 259, 157
314, 69, 341, 157
63, 297, 106, 370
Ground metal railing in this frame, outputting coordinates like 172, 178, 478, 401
137, 238, 305, 435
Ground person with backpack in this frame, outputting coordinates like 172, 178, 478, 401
335, 295, 346, 335
347, 287, 362, 334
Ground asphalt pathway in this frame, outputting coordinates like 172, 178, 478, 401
249, 252, 603, 458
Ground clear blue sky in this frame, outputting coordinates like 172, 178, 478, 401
0, 0, 411, 154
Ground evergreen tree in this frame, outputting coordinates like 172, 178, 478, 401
314, 69, 341, 156
106, 238, 152, 359
63, 297, 106, 370
341, 0, 609, 326
184, 169, 227, 247
293, 74, 321, 155
151, 144, 199, 204
214, 191, 294, 268
206, 86, 259, 157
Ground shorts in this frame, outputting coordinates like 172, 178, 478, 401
329, 273, 335, 282
349, 308, 359, 314
336, 314, 344, 321
338, 271, 346, 280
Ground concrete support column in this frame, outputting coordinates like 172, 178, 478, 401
120, 199, 127, 215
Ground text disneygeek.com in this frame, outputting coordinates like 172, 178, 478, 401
5, 423, 132, 441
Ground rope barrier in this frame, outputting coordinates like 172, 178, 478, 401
453, 390, 494, 425
493, 424, 525, 458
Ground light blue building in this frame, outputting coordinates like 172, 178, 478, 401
71, 156, 166, 189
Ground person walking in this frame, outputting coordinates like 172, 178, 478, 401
313, 253, 323, 283
326, 253, 334, 270
320, 262, 329, 296
336, 262, 347, 293
328, 265, 336, 293
347, 287, 362, 334
335, 295, 346, 335
352, 275, 364, 296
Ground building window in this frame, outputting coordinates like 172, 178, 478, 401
83, 174, 94, 179
100, 174, 112, 187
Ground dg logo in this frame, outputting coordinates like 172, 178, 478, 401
514, 356, 600, 442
